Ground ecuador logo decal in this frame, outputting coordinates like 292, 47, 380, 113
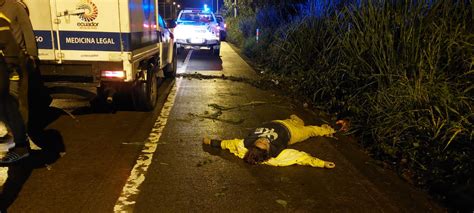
77, 0, 98, 22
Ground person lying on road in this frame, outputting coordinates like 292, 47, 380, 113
203, 114, 350, 168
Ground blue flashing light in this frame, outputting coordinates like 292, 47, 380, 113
203, 4, 210, 12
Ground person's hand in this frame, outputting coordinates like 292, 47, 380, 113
324, 161, 335, 169
203, 136, 211, 145
336, 119, 350, 133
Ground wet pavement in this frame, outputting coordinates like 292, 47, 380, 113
1, 42, 444, 212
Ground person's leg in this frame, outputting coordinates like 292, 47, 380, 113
290, 125, 336, 144
0, 94, 30, 163
16, 62, 29, 126
0, 60, 29, 163
0, 62, 9, 129
277, 116, 336, 145
4, 95, 28, 148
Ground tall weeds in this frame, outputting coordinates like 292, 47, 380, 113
227, 0, 473, 209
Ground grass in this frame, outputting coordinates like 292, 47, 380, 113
225, 0, 473, 210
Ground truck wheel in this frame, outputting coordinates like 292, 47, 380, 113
165, 47, 177, 78
212, 47, 220, 56
132, 69, 158, 111
177, 47, 184, 55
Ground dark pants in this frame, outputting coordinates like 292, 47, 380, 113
0, 57, 28, 148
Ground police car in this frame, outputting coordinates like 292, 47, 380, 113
174, 7, 221, 55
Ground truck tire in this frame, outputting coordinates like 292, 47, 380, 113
132, 68, 158, 111
177, 47, 184, 55
165, 47, 177, 78
212, 46, 220, 56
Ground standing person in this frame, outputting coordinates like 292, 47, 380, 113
0, 0, 37, 57
203, 115, 350, 168
0, 0, 37, 125
0, 13, 30, 163
11, 0, 51, 131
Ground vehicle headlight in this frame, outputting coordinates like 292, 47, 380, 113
174, 26, 185, 39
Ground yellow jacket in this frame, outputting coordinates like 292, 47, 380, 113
218, 139, 327, 168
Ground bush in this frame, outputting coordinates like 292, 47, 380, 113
227, 0, 473, 210
225, 17, 245, 46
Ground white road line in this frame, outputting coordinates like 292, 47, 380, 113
114, 78, 182, 212
0, 166, 7, 187
177, 50, 193, 74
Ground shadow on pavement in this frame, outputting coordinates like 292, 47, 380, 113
188, 50, 223, 71
201, 143, 241, 165
0, 107, 65, 211
70, 78, 172, 115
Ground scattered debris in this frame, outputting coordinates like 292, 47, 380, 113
122, 142, 145, 145
45, 164, 53, 170
214, 192, 226, 197
196, 158, 214, 167
61, 109, 77, 121
208, 101, 274, 111
188, 112, 244, 125
276, 199, 288, 208
177, 73, 280, 91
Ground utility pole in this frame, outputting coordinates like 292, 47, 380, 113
172, 2, 176, 18
234, 0, 237, 17
216, 0, 219, 13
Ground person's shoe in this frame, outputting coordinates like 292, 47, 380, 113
0, 147, 30, 164
27, 135, 42, 150
0, 135, 15, 152
335, 119, 351, 133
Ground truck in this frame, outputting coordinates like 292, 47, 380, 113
23, 0, 177, 111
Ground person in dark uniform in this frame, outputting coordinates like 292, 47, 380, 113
0, 12, 30, 163
203, 115, 350, 168
1, 0, 51, 127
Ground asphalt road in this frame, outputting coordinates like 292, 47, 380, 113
0, 43, 444, 212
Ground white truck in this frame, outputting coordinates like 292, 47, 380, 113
24, 0, 177, 111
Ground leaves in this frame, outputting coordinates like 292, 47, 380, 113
226, 0, 473, 208
275, 199, 288, 208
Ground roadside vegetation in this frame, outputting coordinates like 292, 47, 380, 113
222, 0, 473, 210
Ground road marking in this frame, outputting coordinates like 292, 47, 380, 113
114, 78, 182, 212
0, 166, 7, 187
177, 50, 193, 74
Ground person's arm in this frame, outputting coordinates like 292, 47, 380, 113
15, 3, 37, 57
264, 149, 335, 168
203, 137, 247, 159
